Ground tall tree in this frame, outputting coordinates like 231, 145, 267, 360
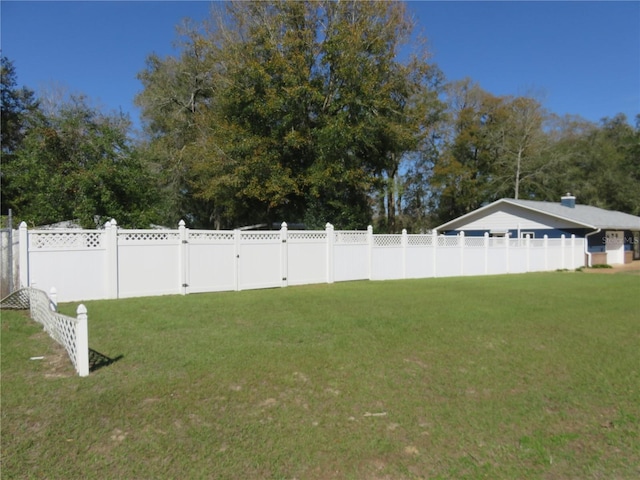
1, 56, 39, 214
430, 79, 499, 224
553, 113, 640, 214
487, 95, 551, 200
136, 22, 217, 227
136, 0, 440, 229
4, 94, 160, 227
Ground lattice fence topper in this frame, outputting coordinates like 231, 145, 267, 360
0, 288, 89, 377
189, 231, 235, 242
240, 232, 280, 241
118, 231, 180, 243
407, 235, 434, 247
30, 231, 103, 249
374, 235, 402, 247
288, 231, 327, 241
335, 232, 369, 244
438, 236, 461, 247
464, 237, 486, 248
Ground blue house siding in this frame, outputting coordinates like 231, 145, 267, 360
443, 228, 636, 254
435, 198, 640, 263
588, 230, 639, 253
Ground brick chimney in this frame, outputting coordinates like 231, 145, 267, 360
561, 193, 576, 208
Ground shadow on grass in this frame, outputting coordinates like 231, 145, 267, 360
89, 349, 123, 372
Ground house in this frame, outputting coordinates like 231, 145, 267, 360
434, 194, 640, 266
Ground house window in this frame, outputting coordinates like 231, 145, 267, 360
520, 232, 535, 239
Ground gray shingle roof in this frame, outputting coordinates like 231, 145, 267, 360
503, 199, 640, 230
435, 198, 640, 232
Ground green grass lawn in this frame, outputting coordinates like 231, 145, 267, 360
2, 272, 639, 479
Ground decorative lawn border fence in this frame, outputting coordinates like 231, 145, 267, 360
18, 221, 585, 302
0, 287, 89, 376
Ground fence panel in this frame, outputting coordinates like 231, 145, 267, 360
186, 230, 237, 294
334, 231, 370, 282
237, 231, 282, 290
405, 235, 435, 279
487, 239, 508, 275
287, 231, 328, 286
462, 243, 487, 276
117, 230, 181, 298
26, 230, 107, 301
371, 235, 403, 280
546, 238, 565, 270
570, 239, 584, 269
509, 241, 529, 274
433, 236, 460, 277
529, 239, 548, 272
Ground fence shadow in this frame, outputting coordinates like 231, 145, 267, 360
89, 349, 123, 373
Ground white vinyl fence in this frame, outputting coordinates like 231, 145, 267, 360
18, 221, 585, 302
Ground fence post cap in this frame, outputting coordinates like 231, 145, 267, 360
110, 219, 118, 227
77, 304, 87, 315
281, 222, 287, 228
325, 223, 333, 229
19, 221, 27, 229
179, 219, 186, 227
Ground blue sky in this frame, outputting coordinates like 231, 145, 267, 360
2, 1, 639, 130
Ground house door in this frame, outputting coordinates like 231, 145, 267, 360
605, 231, 624, 264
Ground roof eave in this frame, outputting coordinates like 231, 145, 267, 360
503, 199, 597, 230
434, 199, 505, 232
434, 198, 599, 232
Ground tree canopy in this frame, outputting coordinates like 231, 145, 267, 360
2, 1, 638, 230
136, 0, 443, 229
1, 86, 161, 227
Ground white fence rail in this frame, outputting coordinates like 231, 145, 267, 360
18, 221, 585, 303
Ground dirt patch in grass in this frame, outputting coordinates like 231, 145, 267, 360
28, 330, 75, 378
582, 261, 640, 274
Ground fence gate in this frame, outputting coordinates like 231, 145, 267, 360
236, 230, 284, 291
